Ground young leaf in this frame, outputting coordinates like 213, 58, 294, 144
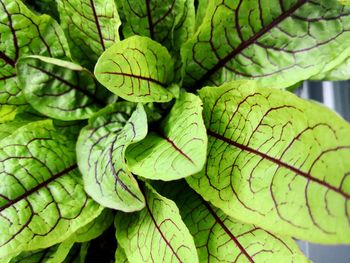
57, 0, 121, 69
76, 103, 147, 212
181, 0, 350, 89
311, 57, 350, 81
187, 81, 350, 244
17, 55, 106, 121
115, 245, 128, 263
0, 0, 70, 105
118, 0, 195, 54
94, 36, 174, 103
156, 181, 308, 263
0, 120, 103, 258
9, 240, 74, 263
127, 92, 207, 180
115, 183, 199, 263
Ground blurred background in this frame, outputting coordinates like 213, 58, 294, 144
296, 81, 350, 263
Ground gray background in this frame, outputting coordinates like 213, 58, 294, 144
296, 81, 350, 263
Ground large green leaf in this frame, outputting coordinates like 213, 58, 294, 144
181, 0, 350, 89
0, 0, 70, 105
0, 120, 103, 258
311, 57, 350, 80
187, 81, 350, 244
156, 181, 307, 262
17, 55, 107, 121
127, 92, 207, 180
115, 183, 199, 263
76, 103, 147, 212
118, 0, 194, 55
9, 240, 74, 263
57, 0, 121, 69
94, 36, 174, 103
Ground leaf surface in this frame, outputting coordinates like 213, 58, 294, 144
115, 183, 199, 263
311, 57, 350, 80
17, 55, 106, 121
181, 0, 350, 89
157, 181, 308, 263
94, 36, 174, 103
187, 81, 350, 244
0, 0, 70, 105
76, 103, 147, 212
57, 0, 121, 68
0, 120, 102, 257
127, 92, 207, 180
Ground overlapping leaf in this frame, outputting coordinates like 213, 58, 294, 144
127, 92, 207, 180
181, 0, 350, 89
0, 0, 70, 105
118, 0, 194, 55
311, 57, 350, 80
57, 0, 121, 68
115, 183, 199, 263
0, 120, 103, 258
157, 181, 307, 263
115, 245, 128, 263
76, 103, 147, 212
94, 36, 174, 103
17, 55, 107, 121
187, 81, 350, 244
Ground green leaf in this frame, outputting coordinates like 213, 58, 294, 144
127, 92, 207, 180
339, 0, 350, 5
195, 0, 208, 29
0, 106, 17, 123
76, 103, 147, 212
9, 240, 74, 263
115, 245, 128, 263
62, 243, 88, 263
156, 181, 308, 263
94, 36, 174, 103
57, 0, 121, 69
17, 55, 106, 121
0, 120, 103, 258
115, 183, 199, 263
186, 80, 350, 244
311, 57, 350, 81
181, 0, 350, 89
23, 0, 59, 20
118, 0, 195, 54
0, 0, 70, 105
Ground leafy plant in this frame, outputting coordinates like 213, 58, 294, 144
1, 0, 350, 262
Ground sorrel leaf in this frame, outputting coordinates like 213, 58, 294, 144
76, 103, 147, 212
0, 0, 70, 105
127, 92, 207, 180
17, 55, 106, 121
157, 181, 308, 263
0, 120, 102, 258
187, 81, 350, 244
115, 245, 128, 263
181, 0, 350, 89
311, 57, 350, 81
94, 36, 174, 103
115, 183, 199, 263
57, 0, 121, 69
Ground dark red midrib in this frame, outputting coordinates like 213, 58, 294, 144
98, 71, 166, 87
0, 51, 15, 68
143, 188, 183, 262
90, 0, 105, 50
145, 0, 155, 39
201, 198, 255, 263
0, 164, 77, 212
28, 64, 105, 106
160, 135, 194, 164
194, 0, 308, 86
207, 129, 350, 199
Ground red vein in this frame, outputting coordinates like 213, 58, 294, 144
145, 0, 154, 39
89, 0, 105, 50
163, 136, 194, 164
207, 129, 350, 199
98, 71, 166, 87
0, 164, 77, 212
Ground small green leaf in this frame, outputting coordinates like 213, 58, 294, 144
181, 0, 350, 89
115, 245, 128, 263
76, 103, 147, 212
156, 181, 308, 263
127, 92, 207, 180
9, 240, 74, 263
57, 0, 121, 69
95, 36, 174, 103
0, 0, 70, 105
17, 55, 107, 121
187, 80, 350, 244
0, 120, 103, 257
115, 183, 199, 263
